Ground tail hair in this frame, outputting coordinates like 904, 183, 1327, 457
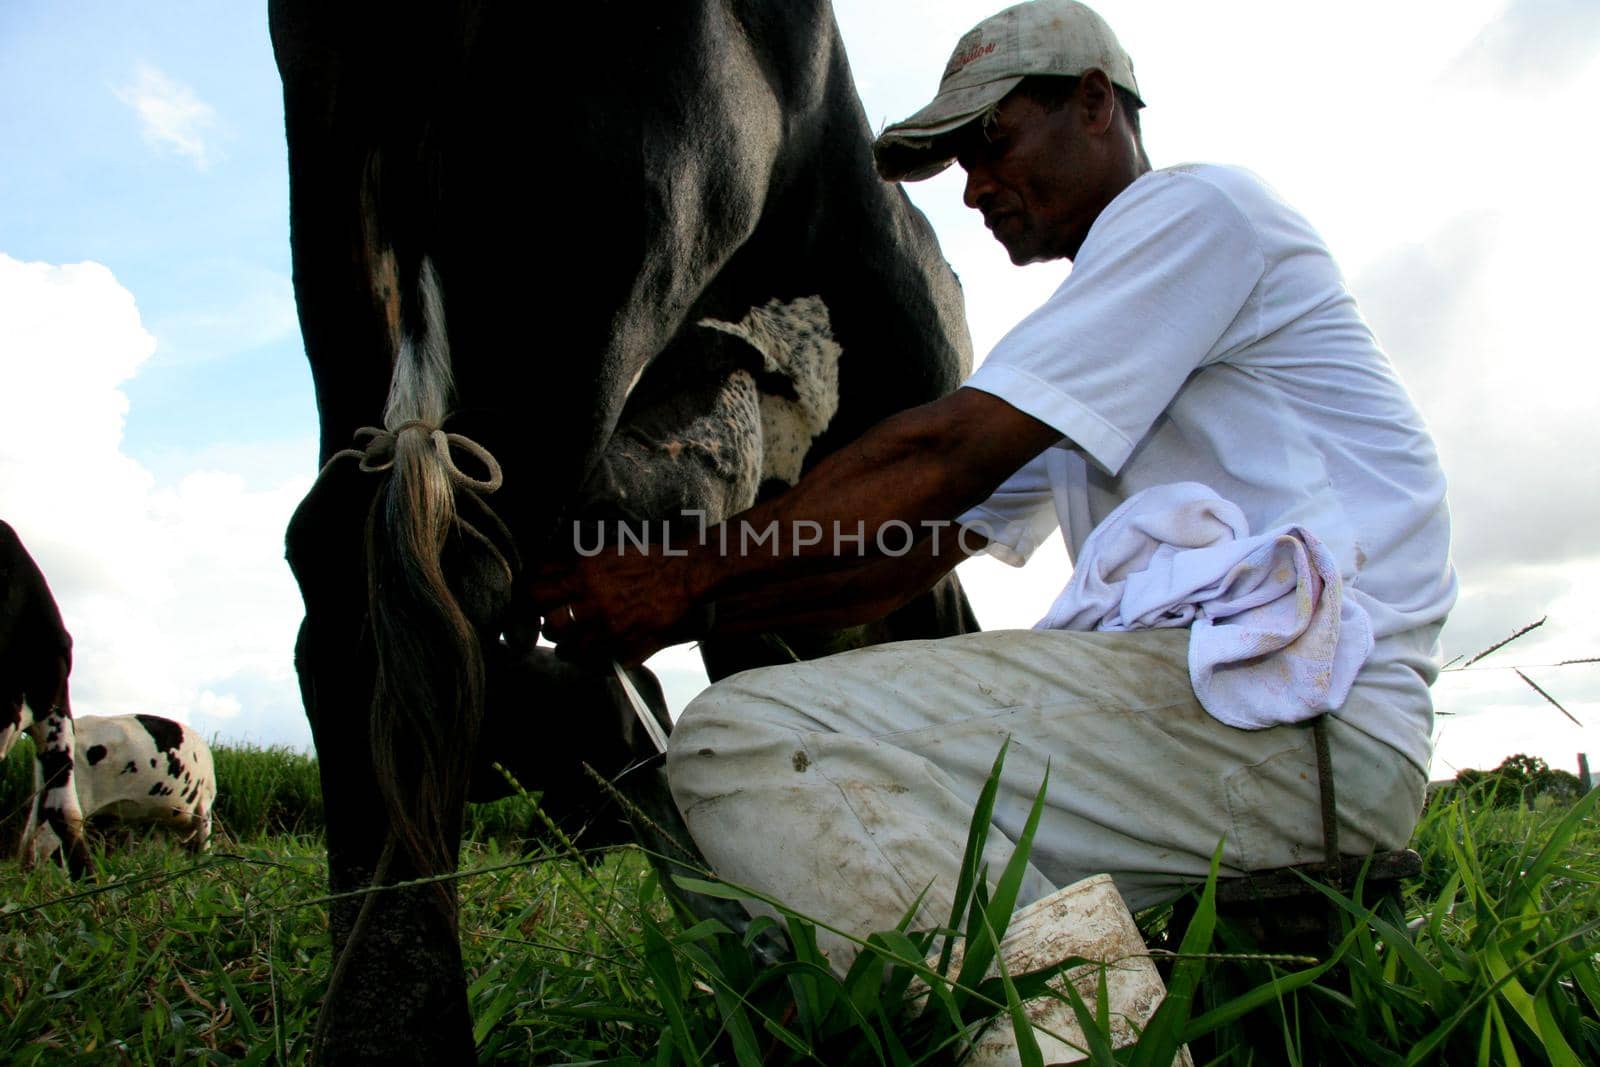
366, 257, 486, 889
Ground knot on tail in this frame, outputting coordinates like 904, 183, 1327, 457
336, 420, 504, 493
315, 420, 516, 584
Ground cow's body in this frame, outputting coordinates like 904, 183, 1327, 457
22, 714, 216, 863
272, 1, 977, 1059
0, 521, 90, 877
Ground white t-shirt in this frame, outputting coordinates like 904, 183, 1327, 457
958, 163, 1457, 772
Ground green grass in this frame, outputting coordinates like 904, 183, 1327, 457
1, 738, 581, 854
0, 834, 668, 1064
1172, 784, 1600, 1066
208, 744, 324, 842
2, 741, 1598, 1064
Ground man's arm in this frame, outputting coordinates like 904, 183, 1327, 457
703, 526, 980, 636
529, 386, 1061, 664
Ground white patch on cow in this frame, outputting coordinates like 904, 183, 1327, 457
700, 295, 841, 486
622, 361, 648, 407
384, 257, 454, 426
23, 714, 216, 863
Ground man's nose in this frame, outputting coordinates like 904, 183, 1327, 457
962, 165, 995, 210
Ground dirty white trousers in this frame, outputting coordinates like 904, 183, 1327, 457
665, 628, 1426, 964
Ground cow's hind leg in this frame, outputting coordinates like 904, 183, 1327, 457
296, 613, 474, 1065
290, 475, 475, 1066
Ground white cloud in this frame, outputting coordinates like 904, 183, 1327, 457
0, 254, 311, 749
193, 690, 243, 721
1, 255, 154, 455
1445, 0, 1600, 92
114, 62, 220, 168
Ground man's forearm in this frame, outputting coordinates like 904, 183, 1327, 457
681, 387, 1053, 606
529, 387, 1059, 664
707, 529, 975, 636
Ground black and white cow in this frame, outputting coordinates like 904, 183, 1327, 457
0, 520, 90, 877
272, 1, 978, 1059
20, 714, 216, 865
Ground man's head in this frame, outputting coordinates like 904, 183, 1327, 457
873, 1, 1149, 264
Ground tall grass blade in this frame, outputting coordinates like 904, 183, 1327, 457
984, 761, 1050, 946
976, 905, 1046, 1067
1052, 966, 1116, 1066
1505, 785, 1600, 915
1533, 991, 1582, 1067
1129, 842, 1223, 1067
940, 737, 1011, 976
1460, 617, 1546, 668
640, 920, 704, 1067
955, 762, 1050, 997
1304, 878, 1447, 1004
1488, 999, 1523, 1067
877, 1002, 913, 1067
1514, 669, 1583, 727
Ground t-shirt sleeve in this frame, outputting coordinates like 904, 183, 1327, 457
956, 448, 1059, 567
964, 170, 1267, 475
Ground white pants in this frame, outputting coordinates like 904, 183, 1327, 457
666, 628, 1425, 963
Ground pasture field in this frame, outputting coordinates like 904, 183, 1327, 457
2, 741, 1598, 1065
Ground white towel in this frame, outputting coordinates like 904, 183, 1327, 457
1037, 482, 1373, 729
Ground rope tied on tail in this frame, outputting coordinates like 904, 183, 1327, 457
317, 419, 515, 583
325, 419, 504, 492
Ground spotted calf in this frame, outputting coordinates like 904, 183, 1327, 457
1, 520, 90, 876
22, 714, 216, 864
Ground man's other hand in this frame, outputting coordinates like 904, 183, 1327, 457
525, 546, 701, 667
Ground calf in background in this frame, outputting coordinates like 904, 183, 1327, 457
21, 714, 216, 864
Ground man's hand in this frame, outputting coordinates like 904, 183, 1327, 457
525, 546, 704, 667
525, 388, 1060, 664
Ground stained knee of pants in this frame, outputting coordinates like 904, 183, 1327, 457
666, 674, 1055, 969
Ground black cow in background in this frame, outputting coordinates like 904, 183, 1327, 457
0, 521, 91, 878
271, 1, 977, 1060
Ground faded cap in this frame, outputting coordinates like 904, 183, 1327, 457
873, 0, 1142, 182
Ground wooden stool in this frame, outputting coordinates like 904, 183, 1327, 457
1159, 848, 1423, 963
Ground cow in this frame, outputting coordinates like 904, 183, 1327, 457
20, 714, 217, 865
271, 1, 978, 1059
0, 520, 91, 878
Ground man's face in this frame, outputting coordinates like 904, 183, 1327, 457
954, 91, 1102, 265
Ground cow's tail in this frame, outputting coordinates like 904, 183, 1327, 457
365, 257, 501, 889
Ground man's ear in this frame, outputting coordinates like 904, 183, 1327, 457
1077, 69, 1117, 135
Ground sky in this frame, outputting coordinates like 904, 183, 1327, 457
2, 0, 1597, 781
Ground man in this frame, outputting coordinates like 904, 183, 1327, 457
533, 0, 1455, 961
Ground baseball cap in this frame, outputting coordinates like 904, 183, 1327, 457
872, 0, 1143, 182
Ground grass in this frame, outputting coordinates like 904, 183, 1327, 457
1, 737, 550, 855
2, 740, 1598, 1064
1173, 783, 1600, 1066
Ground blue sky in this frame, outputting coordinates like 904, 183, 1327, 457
3, 0, 1597, 778
2, 2, 309, 482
